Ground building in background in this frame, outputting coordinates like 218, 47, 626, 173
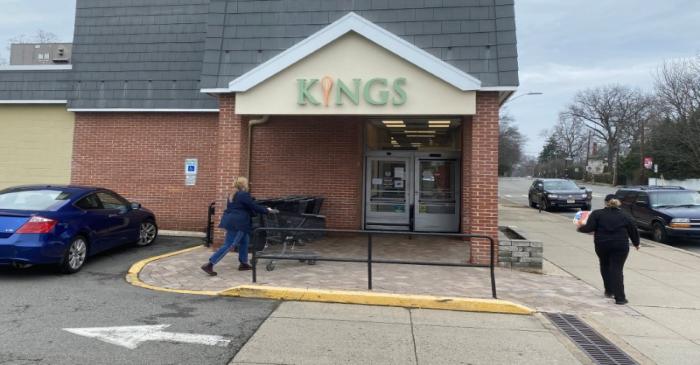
10, 43, 72, 65
0, 0, 519, 263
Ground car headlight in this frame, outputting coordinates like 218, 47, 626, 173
548, 194, 558, 199
581, 194, 587, 199
671, 218, 690, 223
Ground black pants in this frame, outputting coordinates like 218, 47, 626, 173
595, 244, 629, 301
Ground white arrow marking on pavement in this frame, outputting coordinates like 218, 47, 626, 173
63, 324, 231, 350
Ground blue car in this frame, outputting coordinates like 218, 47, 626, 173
0, 185, 158, 273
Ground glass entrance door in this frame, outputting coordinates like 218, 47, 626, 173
414, 157, 459, 232
365, 157, 411, 230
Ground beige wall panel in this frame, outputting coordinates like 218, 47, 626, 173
236, 33, 476, 115
0, 105, 74, 189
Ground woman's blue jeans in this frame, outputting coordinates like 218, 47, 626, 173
209, 230, 250, 265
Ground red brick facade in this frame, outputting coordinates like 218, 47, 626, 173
462, 92, 500, 264
70, 93, 500, 265
71, 112, 219, 231
249, 116, 364, 229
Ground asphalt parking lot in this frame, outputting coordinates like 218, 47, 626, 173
0, 236, 278, 365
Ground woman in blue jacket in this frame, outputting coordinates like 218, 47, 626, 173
201, 176, 275, 275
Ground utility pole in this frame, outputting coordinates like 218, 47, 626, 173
639, 119, 645, 184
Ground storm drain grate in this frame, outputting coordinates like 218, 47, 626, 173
544, 313, 638, 365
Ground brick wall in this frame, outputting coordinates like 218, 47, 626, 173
71, 112, 219, 231
249, 115, 364, 229
212, 95, 249, 244
462, 92, 500, 264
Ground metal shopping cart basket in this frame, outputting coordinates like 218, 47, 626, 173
255, 211, 325, 271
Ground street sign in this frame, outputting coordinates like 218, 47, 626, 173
63, 325, 231, 350
644, 157, 653, 170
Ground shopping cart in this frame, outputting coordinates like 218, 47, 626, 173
255, 211, 325, 271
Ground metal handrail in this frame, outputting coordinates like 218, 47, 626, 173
251, 228, 497, 299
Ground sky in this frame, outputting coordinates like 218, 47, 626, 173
1, 0, 699, 157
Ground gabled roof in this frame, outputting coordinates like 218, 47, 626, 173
206, 12, 482, 93
200, 0, 519, 91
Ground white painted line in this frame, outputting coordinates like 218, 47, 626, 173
505, 194, 512, 198
521, 194, 528, 197
63, 325, 231, 350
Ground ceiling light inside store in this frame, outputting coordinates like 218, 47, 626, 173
383, 121, 405, 128
404, 130, 436, 134
406, 135, 434, 138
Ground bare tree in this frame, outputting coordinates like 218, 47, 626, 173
647, 56, 700, 178
562, 85, 652, 185
655, 56, 700, 122
499, 113, 526, 176
553, 114, 587, 162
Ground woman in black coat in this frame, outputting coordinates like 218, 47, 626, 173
577, 194, 640, 304
201, 177, 276, 276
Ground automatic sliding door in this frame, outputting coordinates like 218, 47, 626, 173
414, 158, 459, 232
365, 157, 410, 230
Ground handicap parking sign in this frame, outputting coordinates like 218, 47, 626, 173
185, 159, 198, 174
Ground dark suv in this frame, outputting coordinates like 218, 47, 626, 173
528, 178, 592, 211
615, 186, 700, 243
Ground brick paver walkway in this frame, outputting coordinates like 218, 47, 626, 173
139, 234, 635, 316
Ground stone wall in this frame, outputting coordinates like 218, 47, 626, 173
498, 227, 543, 273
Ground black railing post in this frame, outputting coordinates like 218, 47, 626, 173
489, 237, 497, 299
205, 202, 215, 247
252, 229, 258, 283
367, 233, 373, 290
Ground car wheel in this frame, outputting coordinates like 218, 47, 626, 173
652, 222, 668, 243
137, 220, 158, 246
61, 236, 88, 274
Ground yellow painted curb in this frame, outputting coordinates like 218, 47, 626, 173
127, 246, 534, 315
219, 285, 534, 315
125, 245, 220, 296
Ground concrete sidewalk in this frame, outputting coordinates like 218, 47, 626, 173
229, 301, 586, 365
501, 203, 700, 365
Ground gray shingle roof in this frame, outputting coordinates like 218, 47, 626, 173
1, 0, 517, 109
201, 0, 518, 90
68, 0, 217, 109
0, 68, 73, 101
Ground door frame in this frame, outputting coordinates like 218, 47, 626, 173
363, 150, 461, 232
412, 151, 461, 232
364, 150, 414, 231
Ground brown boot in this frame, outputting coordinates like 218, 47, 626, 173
201, 262, 217, 276
238, 263, 252, 271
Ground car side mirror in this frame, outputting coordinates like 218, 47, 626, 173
579, 186, 586, 190
130, 202, 142, 210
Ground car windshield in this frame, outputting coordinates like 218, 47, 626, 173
543, 180, 579, 190
650, 191, 700, 208
0, 189, 71, 211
